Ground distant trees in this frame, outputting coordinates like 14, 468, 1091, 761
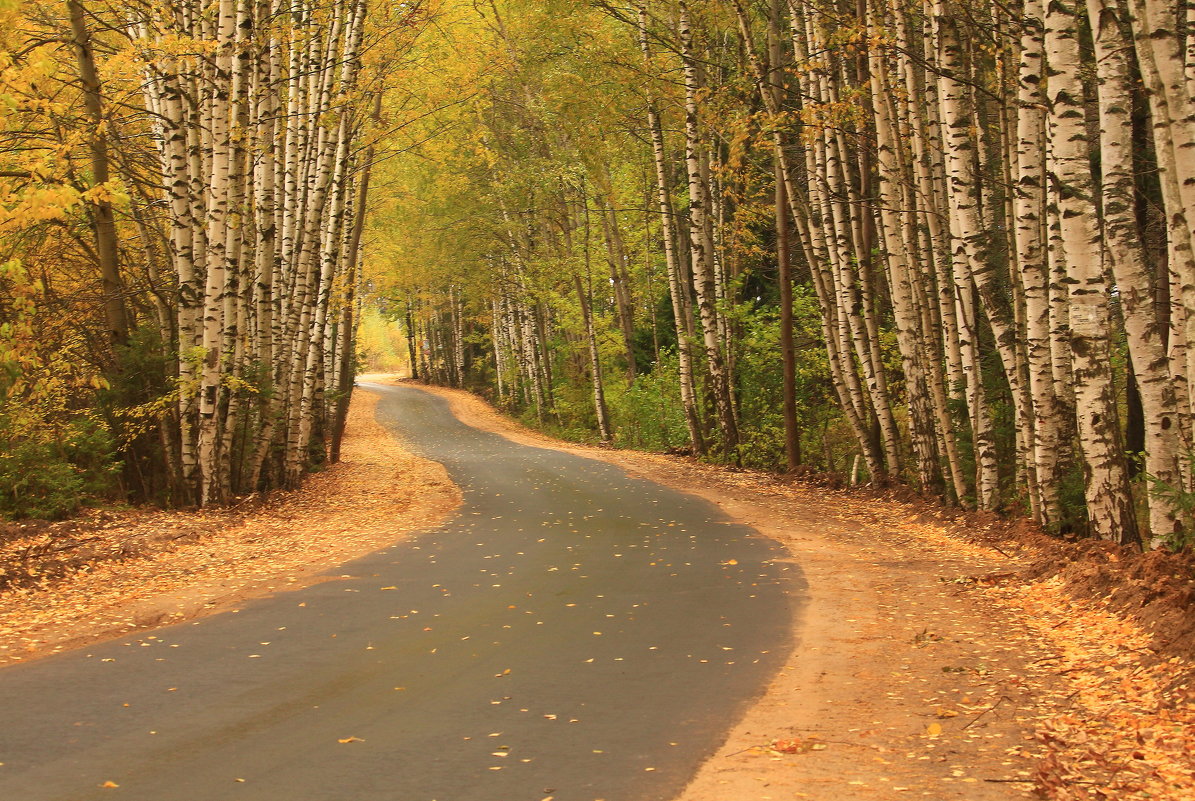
379, 0, 1195, 549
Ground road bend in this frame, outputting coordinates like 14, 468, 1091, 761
0, 383, 801, 801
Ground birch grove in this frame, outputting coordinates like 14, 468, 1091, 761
4, 0, 1195, 551
377, 0, 1195, 550
131, 0, 382, 505
0, 0, 419, 515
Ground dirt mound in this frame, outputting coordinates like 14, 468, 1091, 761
0, 512, 238, 593
1021, 539, 1195, 661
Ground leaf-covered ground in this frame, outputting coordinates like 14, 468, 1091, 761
0, 389, 459, 665
1, 379, 1190, 800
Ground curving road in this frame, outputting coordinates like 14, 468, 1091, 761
0, 383, 800, 801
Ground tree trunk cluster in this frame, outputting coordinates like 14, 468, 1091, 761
395, 0, 1195, 548
136, 0, 373, 505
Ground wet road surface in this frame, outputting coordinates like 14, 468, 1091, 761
0, 383, 800, 800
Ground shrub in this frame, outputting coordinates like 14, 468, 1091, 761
0, 439, 85, 520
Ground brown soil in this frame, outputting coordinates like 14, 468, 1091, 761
0, 387, 460, 666
1024, 538, 1195, 661
404, 380, 1194, 801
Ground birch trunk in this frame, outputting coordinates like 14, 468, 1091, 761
1045, 0, 1141, 545
1089, 0, 1183, 544
679, 0, 739, 456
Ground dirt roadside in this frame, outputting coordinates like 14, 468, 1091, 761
402, 380, 1193, 801
0, 387, 460, 666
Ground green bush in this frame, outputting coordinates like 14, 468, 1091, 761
608, 352, 690, 452
0, 440, 85, 520
0, 417, 117, 521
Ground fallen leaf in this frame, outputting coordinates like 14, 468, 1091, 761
771, 737, 808, 754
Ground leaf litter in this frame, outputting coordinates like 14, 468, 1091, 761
0, 388, 460, 665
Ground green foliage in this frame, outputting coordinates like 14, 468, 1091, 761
0, 415, 117, 520
0, 259, 119, 518
608, 352, 689, 451
1145, 455, 1195, 550
99, 326, 184, 504
734, 310, 788, 471
1056, 458, 1090, 537
0, 440, 84, 520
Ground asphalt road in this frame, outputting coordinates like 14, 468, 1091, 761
0, 383, 801, 801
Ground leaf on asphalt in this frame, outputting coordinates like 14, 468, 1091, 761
338, 736, 365, 744
100, 781, 119, 788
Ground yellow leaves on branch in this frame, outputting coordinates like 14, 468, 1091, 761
0, 184, 81, 231
79, 180, 130, 209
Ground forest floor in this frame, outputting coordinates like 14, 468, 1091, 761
0, 387, 460, 666
0, 377, 1191, 801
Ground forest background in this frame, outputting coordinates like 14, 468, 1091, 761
4, 0, 1195, 555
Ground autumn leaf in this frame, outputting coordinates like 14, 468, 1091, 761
338, 736, 365, 744
769, 737, 823, 754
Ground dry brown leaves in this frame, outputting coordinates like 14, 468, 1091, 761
0, 388, 460, 665
986, 578, 1195, 801
809, 490, 1195, 801
817, 492, 1195, 801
